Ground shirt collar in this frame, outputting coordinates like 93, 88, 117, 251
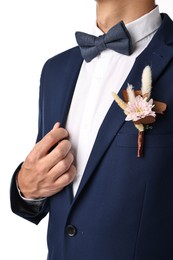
93, 5, 162, 45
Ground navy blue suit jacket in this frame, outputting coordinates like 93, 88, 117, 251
11, 14, 173, 260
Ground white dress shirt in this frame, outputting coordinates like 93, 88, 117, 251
66, 6, 162, 196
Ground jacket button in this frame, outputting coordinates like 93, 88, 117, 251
66, 225, 77, 237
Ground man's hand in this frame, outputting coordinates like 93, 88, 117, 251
17, 123, 76, 199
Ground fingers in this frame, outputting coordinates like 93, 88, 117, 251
53, 164, 77, 192
30, 123, 68, 161
48, 152, 75, 181
37, 165, 77, 198
43, 139, 72, 170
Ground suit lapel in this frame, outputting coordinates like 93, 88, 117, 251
56, 48, 83, 203
72, 13, 173, 202
59, 48, 83, 127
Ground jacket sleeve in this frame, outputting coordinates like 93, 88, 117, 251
10, 60, 51, 224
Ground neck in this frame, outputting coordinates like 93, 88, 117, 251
96, 0, 156, 32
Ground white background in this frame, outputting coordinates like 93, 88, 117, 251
0, 1, 173, 259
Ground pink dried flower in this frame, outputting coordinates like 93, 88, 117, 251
124, 95, 156, 121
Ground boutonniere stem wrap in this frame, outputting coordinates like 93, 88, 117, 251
112, 65, 167, 157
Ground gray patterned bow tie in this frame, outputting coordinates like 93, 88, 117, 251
75, 21, 133, 62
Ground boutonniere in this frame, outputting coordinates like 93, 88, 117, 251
112, 65, 167, 157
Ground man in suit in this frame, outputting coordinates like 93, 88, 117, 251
10, 0, 173, 259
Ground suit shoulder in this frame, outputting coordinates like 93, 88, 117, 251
39, 46, 83, 86
43, 46, 82, 69
160, 13, 173, 43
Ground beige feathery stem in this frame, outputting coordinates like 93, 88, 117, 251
127, 84, 136, 102
141, 65, 152, 99
112, 92, 127, 110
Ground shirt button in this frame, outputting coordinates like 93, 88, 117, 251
66, 225, 77, 237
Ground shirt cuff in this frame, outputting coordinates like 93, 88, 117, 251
16, 180, 46, 203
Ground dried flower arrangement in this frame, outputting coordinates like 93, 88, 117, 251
112, 65, 167, 157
